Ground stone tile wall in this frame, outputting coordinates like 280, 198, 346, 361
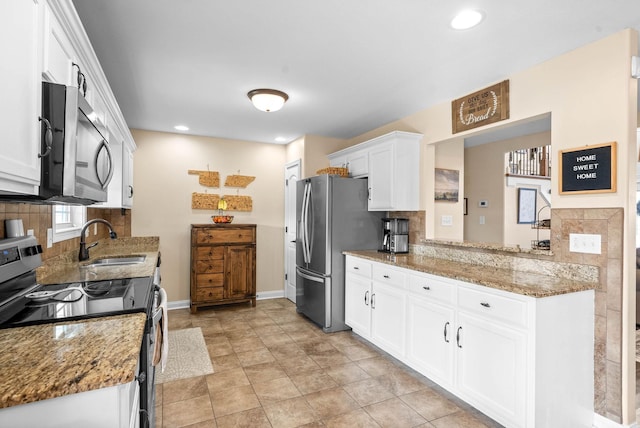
387, 211, 425, 245
0, 203, 131, 261
550, 208, 624, 422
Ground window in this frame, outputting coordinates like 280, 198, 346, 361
52, 205, 86, 243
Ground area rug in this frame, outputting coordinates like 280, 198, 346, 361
155, 327, 213, 384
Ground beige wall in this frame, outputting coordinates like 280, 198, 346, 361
302, 135, 349, 178
464, 131, 551, 246
285, 134, 348, 179
433, 138, 464, 240
130, 129, 286, 303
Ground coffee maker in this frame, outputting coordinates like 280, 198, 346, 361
380, 218, 409, 253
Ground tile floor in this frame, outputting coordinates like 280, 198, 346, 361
156, 298, 503, 428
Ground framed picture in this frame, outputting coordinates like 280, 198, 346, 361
517, 188, 537, 224
434, 168, 459, 202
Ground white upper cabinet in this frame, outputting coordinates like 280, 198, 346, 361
1, 0, 135, 204
0, 0, 43, 195
328, 149, 368, 177
328, 131, 422, 211
42, 1, 74, 85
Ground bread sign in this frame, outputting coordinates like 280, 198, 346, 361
452, 80, 510, 134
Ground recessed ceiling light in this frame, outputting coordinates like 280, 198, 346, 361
275, 136, 289, 143
450, 9, 484, 30
174, 125, 189, 131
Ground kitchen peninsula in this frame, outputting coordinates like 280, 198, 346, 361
343, 241, 597, 428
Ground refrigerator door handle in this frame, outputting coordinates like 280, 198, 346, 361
296, 267, 324, 283
300, 182, 310, 264
303, 182, 312, 264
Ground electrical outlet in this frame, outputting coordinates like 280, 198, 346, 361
569, 233, 601, 254
94, 223, 98, 235
26, 229, 34, 236
46, 228, 53, 248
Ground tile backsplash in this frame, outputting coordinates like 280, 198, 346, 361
0, 203, 131, 261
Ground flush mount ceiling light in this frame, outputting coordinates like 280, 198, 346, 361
174, 125, 189, 131
247, 89, 289, 112
450, 9, 484, 30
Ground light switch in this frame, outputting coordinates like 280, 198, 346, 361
441, 215, 453, 226
479, 215, 485, 225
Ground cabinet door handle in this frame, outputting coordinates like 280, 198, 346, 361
368, 187, 372, 201
371, 293, 376, 309
444, 322, 450, 343
128, 185, 134, 198
38, 117, 53, 158
353, 266, 359, 270
456, 326, 462, 348
422, 286, 430, 290
364, 290, 369, 306
480, 302, 491, 308
383, 275, 390, 279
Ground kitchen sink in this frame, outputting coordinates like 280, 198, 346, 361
82, 255, 146, 267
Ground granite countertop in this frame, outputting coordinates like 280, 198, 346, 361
37, 236, 160, 285
344, 250, 596, 298
0, 313, 146, 409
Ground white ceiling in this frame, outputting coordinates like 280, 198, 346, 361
72, 0, 640, 145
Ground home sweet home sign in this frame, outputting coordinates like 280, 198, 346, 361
559, 142, 617, 194
452, 80, 510, 134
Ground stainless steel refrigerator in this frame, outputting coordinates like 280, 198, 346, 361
296, 175, 383, 332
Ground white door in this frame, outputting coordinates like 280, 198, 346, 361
284, 160, 301, 302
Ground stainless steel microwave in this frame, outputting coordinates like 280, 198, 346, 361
36, 81, 114, 204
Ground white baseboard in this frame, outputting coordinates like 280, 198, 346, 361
167, 300, 190, 310
165, 291, 286, 311
256, 290, 285, 300
593, 413, 639, 428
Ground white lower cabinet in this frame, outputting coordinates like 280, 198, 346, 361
344, 269, 372, 335
406, 293, 455, 387
344, 255, 594, 428
456, 311, 527, 426
344, 258, 406, 360
0, 379, 140, 428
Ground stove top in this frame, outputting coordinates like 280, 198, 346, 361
0, 276, 154, 328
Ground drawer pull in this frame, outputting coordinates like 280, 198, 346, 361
422, 286, 430, 290
353, 266, 360, 270
480, 302, 491, 308
456, 326, 462, 348
383, 275, 390, 279
364, 290, 369, 306
444, 321, 450, 343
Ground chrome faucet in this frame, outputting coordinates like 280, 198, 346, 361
78, 219, 117, 261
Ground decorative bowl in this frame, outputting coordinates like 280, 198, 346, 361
212, 215, 234, 224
